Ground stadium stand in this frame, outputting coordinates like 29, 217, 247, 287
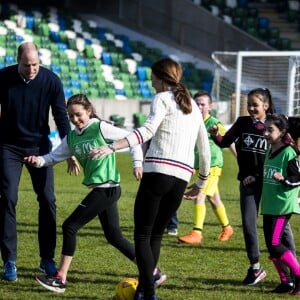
0, 2, 214, 101
192, 0, 300, 50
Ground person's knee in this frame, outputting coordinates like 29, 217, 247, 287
62, 220, 77, 237
104, 227, 123, 245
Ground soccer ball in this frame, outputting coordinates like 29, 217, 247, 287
115, 277, 138, 300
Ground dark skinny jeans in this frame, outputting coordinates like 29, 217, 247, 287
134, 172, 187, 298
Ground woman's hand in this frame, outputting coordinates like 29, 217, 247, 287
133, 167, 143, 181
183, 184, 202, 200
88, 146, 113, 160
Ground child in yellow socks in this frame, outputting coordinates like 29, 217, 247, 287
178, 91, 235, 245
179, 166, 233, 244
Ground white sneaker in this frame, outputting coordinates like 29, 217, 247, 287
167, 228, 178, 236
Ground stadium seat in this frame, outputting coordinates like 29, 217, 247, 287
109, 114, 125, 127
65, 49, 77, 60
102, 51, 112, 65
138, 80, 149, 90
140, 87, 152, 98
237, 0, 248, 8
245, 27, 258, 38
80, 80, 89, 89
50, 64, 61, 73
110, 52, 122, 66
69, 79, 81, 89
268, 27, 280, 39
133, 112, 147, 128
258, 17, 269, 29
25, 15, 34, 30
288, 0, 300, 11
278, 37, 292, 50
258, 27, 268, 40
124, 87, 134, 98
137, 66, 147, 81
209, 5, 220, 16
201, 0, 212, 9
5, 55, 15, 65
232, 7, 247, 18
226, 0, 237, 8
243, 17, 257, 30
113, 79, 125, 90
287, 10, 299, 23
212, 0, 225, 9
268, 37, 279, 48
276, 1, 288, 13
63, 87, 73, 98
78, 72, 89, 81
247, 7, 258, 18
124, 58, 137, 74
201, 81, 212, 93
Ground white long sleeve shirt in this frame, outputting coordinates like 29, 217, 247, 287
126, 91, 210, 187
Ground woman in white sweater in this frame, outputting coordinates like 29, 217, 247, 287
89, 58, 210, 300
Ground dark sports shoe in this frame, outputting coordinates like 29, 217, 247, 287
291, 276, 300, 295
153, 267, 167, 288
39, 258, 57, 276
134, 292, 144, 300
35, 274, 66, 293
271, 282, 294, 293
167, 228, 178, 236
3, 260, 17, 281
134, 292, 159, 300
242, 267, 266, 285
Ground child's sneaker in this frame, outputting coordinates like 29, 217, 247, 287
35, 274, 66, 293
3, 260, 17, 281
271, 282, 294, 293
167, 228, 178, 236
153, 267, 167, 288
39, 258, 57, 276
178, 231, 203, 245
218, 225, 234, 241
291, 276, 300, 295
242, 266, 266, 285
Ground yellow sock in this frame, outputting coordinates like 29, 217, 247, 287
213, 204, 229, 227
193, 203, 206, 232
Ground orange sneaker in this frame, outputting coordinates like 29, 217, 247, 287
178, 231, 203, 245
218, 225, 234, 241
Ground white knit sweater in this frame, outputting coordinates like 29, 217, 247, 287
126, 91, 210, 187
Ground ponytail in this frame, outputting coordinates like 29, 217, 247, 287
171, 82, 192, 114
151, 58, 192, 114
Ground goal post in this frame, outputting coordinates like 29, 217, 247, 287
211, 51, 300, 123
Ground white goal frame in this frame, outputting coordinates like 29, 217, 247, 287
211, 51, 300, 121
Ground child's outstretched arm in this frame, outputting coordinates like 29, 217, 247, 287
24, 136, 73, 168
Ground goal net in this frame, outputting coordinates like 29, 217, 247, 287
211, 51, 300, 123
